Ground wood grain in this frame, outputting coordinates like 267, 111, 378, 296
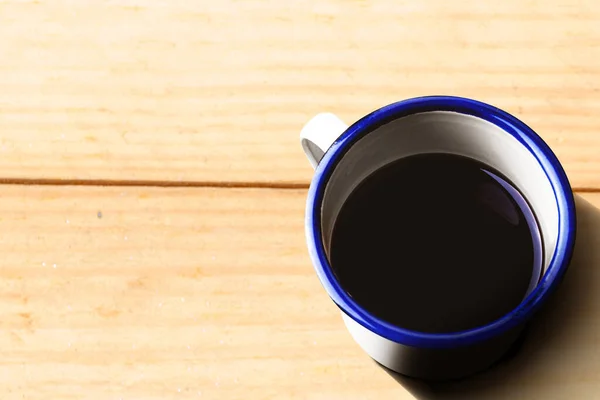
0, 185, 596, 399
1, 1, 599, 398
1, 1, 600, 187
0, 185, 397, 399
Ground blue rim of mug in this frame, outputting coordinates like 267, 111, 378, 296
305, 96, 577, 349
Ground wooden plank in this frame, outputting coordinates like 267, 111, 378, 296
0, 185, 401, 399
1, 1, 600, 187
0, 185, 596, 398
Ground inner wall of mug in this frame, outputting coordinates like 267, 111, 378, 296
320, 111, 559, 287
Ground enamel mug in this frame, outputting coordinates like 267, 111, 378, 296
300, 96, 576, 380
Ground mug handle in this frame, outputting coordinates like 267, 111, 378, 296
300, 113, 349, 169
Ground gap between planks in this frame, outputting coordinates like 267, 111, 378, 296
0, 178, 308, 189
0, 177, 595, 193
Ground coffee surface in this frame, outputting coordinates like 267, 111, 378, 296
330, 153, 540, 333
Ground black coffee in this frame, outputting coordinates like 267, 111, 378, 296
330, 153, 541, 334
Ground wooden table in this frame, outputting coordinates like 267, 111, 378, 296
0, 1, 599, 398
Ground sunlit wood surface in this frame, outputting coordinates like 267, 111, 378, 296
0, 0, 599, 398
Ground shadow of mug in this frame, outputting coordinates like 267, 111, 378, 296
390, 194, 600, 399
